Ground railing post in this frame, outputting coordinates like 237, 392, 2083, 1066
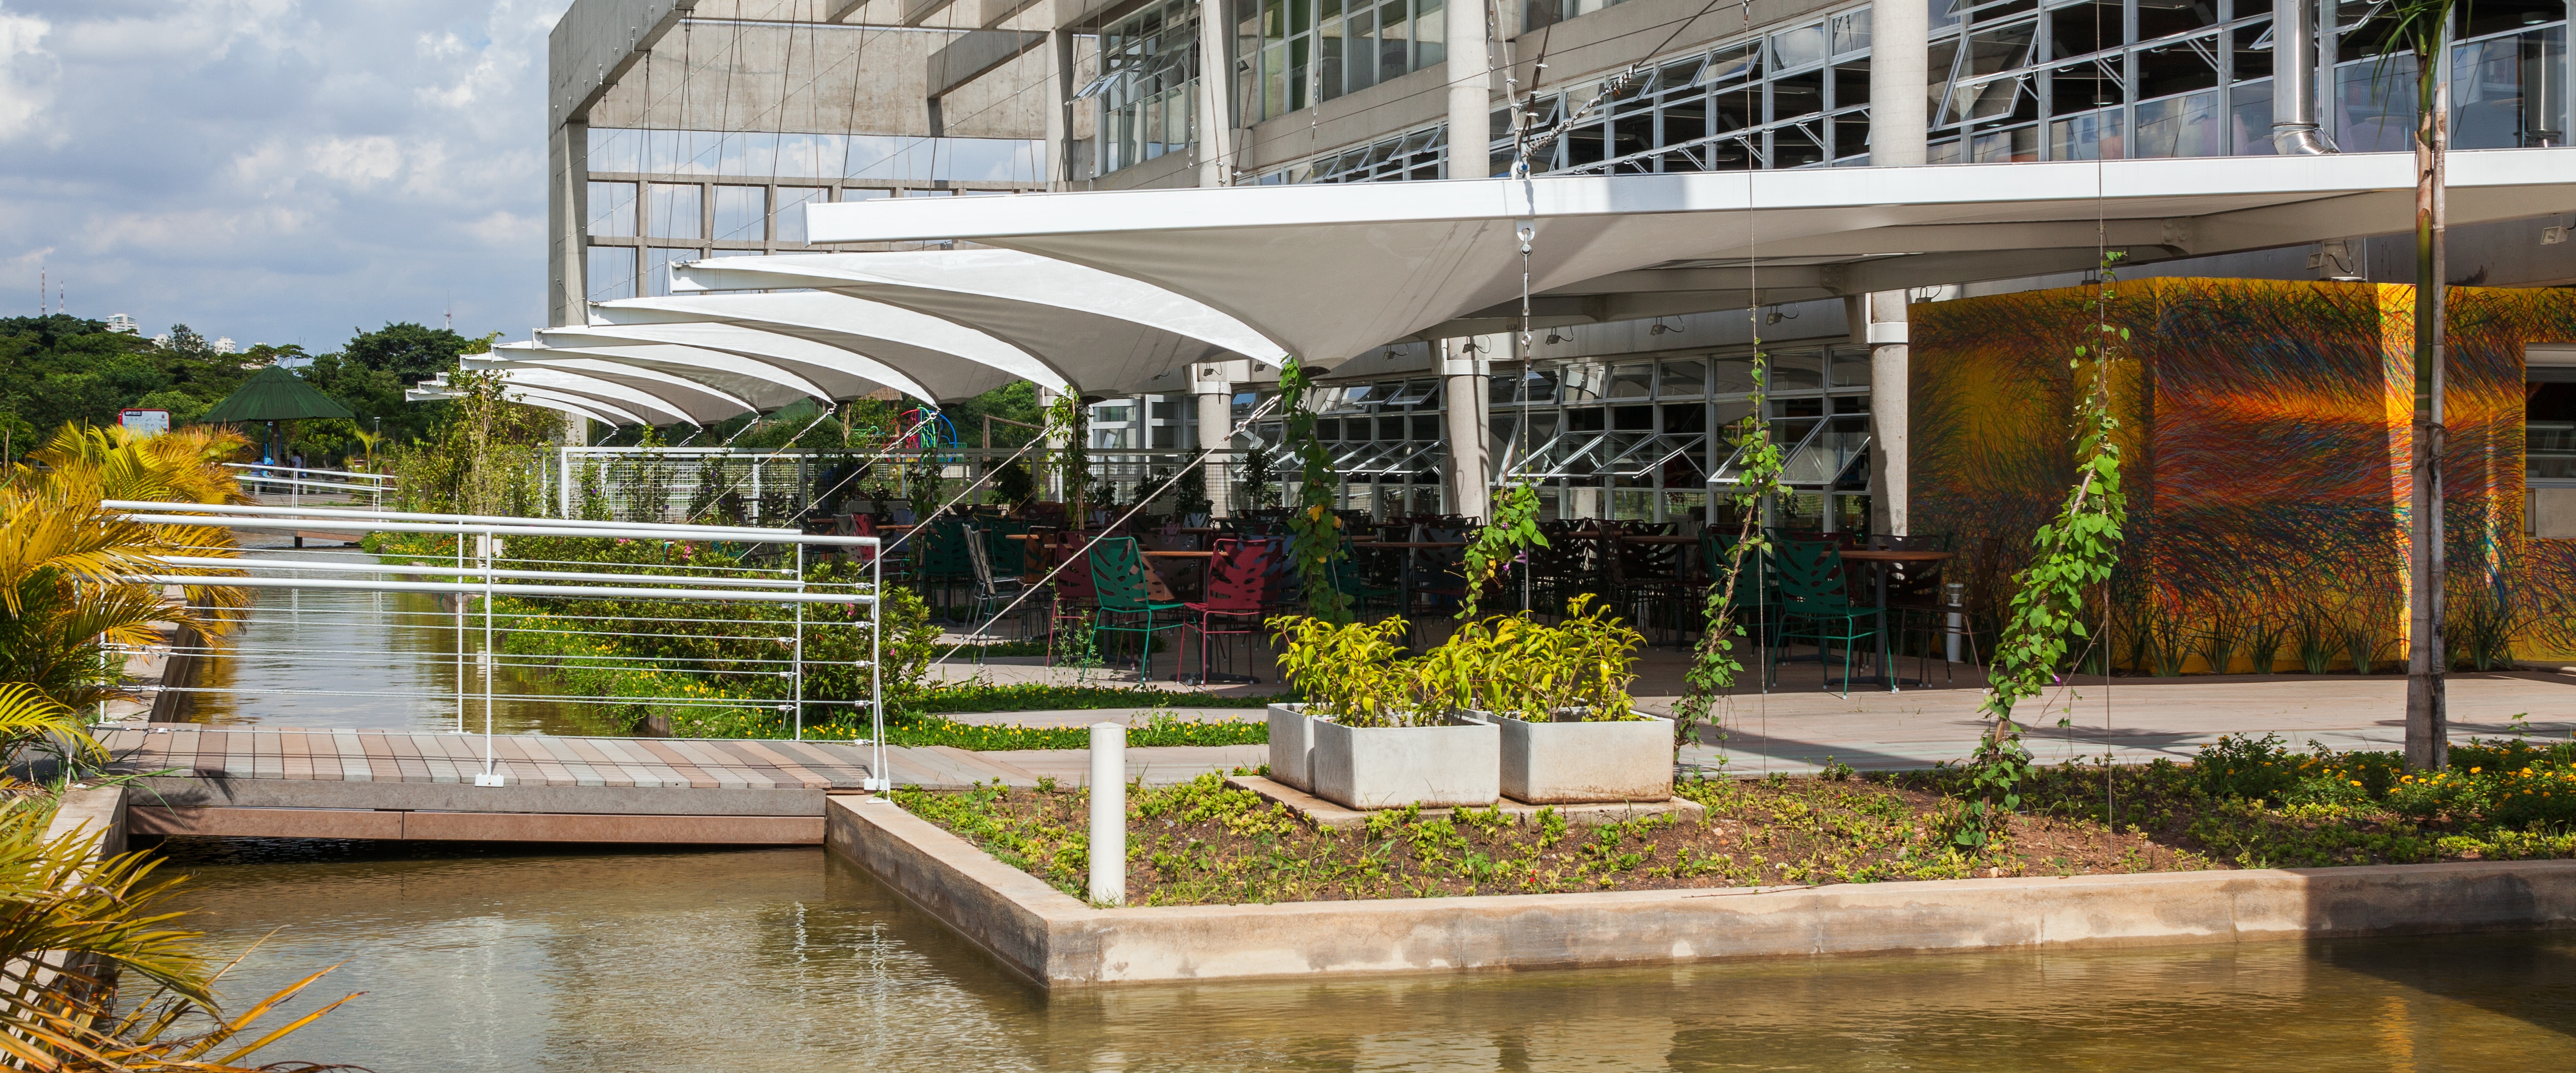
1088, 722, 1125, 905
793, 543, 805, 741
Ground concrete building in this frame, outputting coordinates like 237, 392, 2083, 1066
106, 313, 140, 335
538, 0, 2576, 534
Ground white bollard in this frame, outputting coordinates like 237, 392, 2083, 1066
1088, 722, 1126, 906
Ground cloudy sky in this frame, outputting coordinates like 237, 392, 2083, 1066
0, 0, 570, 351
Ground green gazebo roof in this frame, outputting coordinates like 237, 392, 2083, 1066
201, 366, 355, 423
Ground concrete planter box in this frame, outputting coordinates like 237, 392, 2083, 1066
1309, 716, 1500, 810
1479, 711, 1675, 804
1266, 704, 1327, 791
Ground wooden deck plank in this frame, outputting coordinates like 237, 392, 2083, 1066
220, 729, 257, 779
563, 737, 651, 787
590, 739, 686, 788
411, 734, 463, 784
330, 731, 371, 781
357, 731, 399, 782
663, 740, 757, 789
252, 729, 282, 779
279, 730, 316, 780
532, 736, 604, 786
731, 740, 830, 789
693, 741, 781, 789
383, 733, 432, 783
633, 741, 720, 789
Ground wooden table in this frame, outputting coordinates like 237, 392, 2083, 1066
1836, 549, 1955, 692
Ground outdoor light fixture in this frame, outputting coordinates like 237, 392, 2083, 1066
1545, 332, 1567, 344
1648, 319, 1674, 335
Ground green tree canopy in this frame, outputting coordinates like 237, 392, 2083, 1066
344, 321, 472, 385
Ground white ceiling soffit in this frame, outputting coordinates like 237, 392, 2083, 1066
802, 149, 2576, 367
474, 345, 778, 412
534, 321, 938, 402
592, 292, 1066, 399
665, 250, 1289, 395
474, 365, 731, 427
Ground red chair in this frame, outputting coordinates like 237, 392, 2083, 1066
1183, 538, 1279, 685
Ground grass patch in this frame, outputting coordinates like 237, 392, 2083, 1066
901, 735, 2576, 905
908, 683, 1293, 714
881, 710, 1268, 751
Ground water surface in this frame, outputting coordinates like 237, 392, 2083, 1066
154, 837, 2576, 1071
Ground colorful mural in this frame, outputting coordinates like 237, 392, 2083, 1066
1912, 278, 2576, 671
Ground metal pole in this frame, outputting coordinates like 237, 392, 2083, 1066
455, 522, 465, 735
560, 448, 574, 518
1088, 722, 1126, 905
477, 526, 503, 786
794, 543, 805, 741
867, 540, 888, 795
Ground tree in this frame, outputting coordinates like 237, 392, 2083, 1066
342, 321, 471, 385
2364, 0, 2457, 771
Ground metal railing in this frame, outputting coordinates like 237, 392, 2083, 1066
223, 463, 396, 510
102, 500, 891, 790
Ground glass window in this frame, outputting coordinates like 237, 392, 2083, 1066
645, 183, 701, 241
2451, 27, 2570, 150
2136, 34, 2222, 100
2134, 89, 2223, 156
587, 181, 636, 238
2048, 0, 2122, 57
714, 185, 765, 242
2134, 0, 2220, 43
2334, 55, 2419, 152
1609, 363, 1654, 398
1661, 358, 1707, 396
774, 187, 827, 244
1772, 23, 1829, 69
587, 246, 637, 302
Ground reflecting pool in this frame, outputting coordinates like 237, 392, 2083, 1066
154, 837, 2576, 1071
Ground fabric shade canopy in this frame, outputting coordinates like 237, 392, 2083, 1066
202, 366, 356, 423
406, 376, 643, 428
665, 249, 1286, 395
801, 149, 2576, 366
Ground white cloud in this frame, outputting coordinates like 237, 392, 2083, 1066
0, 0, 571, 344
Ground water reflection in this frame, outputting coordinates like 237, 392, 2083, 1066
184, 548, 615, 735
153, 837, 2576, 1072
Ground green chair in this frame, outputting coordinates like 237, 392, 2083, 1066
1091, 537, 1186, 680
1328, 535, 1402, 618
1767, 539, 1881, 694
1698, 531, 1775, 647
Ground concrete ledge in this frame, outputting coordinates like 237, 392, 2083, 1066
128, 776, 825, 817
131, 805, 821, 844
1227, 775, 1703, 831
44, 786, 128, 857
827, 795, 2576, 989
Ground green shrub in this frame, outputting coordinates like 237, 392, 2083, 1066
2193, 733, 2300, 803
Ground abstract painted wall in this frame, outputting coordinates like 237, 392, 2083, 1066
1912, 277, 2576, 670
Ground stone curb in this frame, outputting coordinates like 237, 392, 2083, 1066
826, 795, 2576, 990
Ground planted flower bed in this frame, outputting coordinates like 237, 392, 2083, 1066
896, 735, 2576, 907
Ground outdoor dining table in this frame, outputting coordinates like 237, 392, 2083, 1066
1143, 549, 1214, 600
1835, 548, 1955, 692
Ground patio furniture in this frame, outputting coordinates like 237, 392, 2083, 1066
1183, 538, 1280, 685
962, 526, 1035, 650
1768, 539, 1883, 694
1092, 537, 1186, 680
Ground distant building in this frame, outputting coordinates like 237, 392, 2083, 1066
151, 333, 171, 349
212, 337, 237, 355
105, 314, 140, 334
276, 353, 312, 370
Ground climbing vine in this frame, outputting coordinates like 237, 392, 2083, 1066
1046, 391, 1094, 522
1671, 352, 1792, 748
1278, 357, 1353, 623
1955, 252, 2132, 846
1455, 483, 1549, 619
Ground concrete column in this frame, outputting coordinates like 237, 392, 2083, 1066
1192, 363, 1236, 517
1046, 29, 1077, 188
1443, 338, 1492, 520
1850, 291, 1910, 537
547, 119, 590, 327
1445, 0, 1492, 178
1196, 0, 1236, 186
1867, 0, 1929, 167
1860, 5, 1926, 538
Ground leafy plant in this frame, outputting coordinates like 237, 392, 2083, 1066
1268, 615, 1436, 727
1957, 251, 2132, 847
2341, 608, 2390, 674
1673, 350, 1792, 749
1454, 483, 1549, 619
1430, 596, 1645, 722
991, 457, 1036, 508
1238, 443, 1276, 509
1276, 358, 1352, 623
